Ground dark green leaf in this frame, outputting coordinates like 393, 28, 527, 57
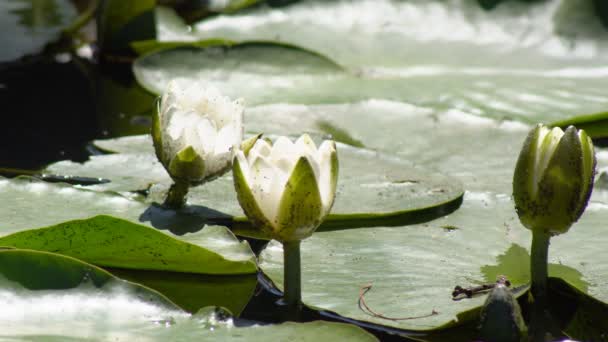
0, 215, 257, 275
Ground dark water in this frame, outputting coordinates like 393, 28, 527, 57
0, 54, 154, 170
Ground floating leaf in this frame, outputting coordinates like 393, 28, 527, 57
133, 42, 347, 106
108, 268, 257, 316
144, 1, 608, 123
0, 256, 375, 342
259, 189, 608, 332
46, 135, 464, 233
0, 215, 256, 275
551, 111, 608, 140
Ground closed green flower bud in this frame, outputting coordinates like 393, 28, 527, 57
153, 80, 244, 185
233, 134, 339, 242
513, 124, 595, 235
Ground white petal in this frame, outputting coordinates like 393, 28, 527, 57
181, 82, 206, 110
166, 108, 190, 141
317, 141, 336, 212
250, 156, 282, 224
534, 127, 564, 189
206, 151, 231, 176
295, 134, 318, 156
214, 123, 239, 155
194, 117, 218, 156
269, 136, 299, 173
247, 140, 273, 164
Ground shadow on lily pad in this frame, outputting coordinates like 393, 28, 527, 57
481, 244, 588, 293
139, 203, 233, 235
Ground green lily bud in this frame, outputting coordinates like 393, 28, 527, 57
153, 80, 244, 185
513, 124, 595, 235
233, 134, 339, 242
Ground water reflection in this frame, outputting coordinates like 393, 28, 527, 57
11, 0, 63, 29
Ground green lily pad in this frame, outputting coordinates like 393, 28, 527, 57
258, 187, 608, 332
133, 42, 346, 106
0, 249, 187, 339
0, 258, 376, 342
147, 315, 379, 342
0, 248, 175, 306
46, 135, 464, 232
0, 215, 256, 275
0, 249, 370, 340
0, 177, 256, 270
108, 268, 257, 316
142, 2, 608, 123
0, 0, 77, 62
551, 110, 608, 140
245, 101, 531, 196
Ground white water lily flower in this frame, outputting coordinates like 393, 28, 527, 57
513, 124, 595, 235
233, 134, 339, 242
153, 80, 244, 184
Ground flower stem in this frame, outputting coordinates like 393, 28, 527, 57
283, 240, 302, 321
163, 180, 189, 209
530, 230, 551, 341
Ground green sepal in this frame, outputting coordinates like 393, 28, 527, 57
232, 156, 275, 236
513, 124, 542, 230
276, 157, 323, 242
241, 133, 263, 157
152, 97, 165, 164
168, 145, 206, 183
577, 129, 596, 221
328, 142, 339, 212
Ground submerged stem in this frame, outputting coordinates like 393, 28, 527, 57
530, 230, 551, 341
163, 180, 190, 209
283, 240, 302, 321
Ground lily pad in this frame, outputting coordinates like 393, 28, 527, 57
258, 187, 608, 332
0, 249, 186, 339
46, 135, 464, 232
0, 177, 257, 270
141, 1, 608, 123
245, 101, 531, 196
0, 248, 175, 306
0, 258, 376, 342
133, 43, 346, 106
0, 215, 256, 275
108, 268, 257, 316
551, 110, 608, 140
0, 0, 77, 62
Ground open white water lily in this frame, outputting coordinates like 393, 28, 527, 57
513, 124, 595, 235
233, 134, 339, 242
153, 80, 244, 185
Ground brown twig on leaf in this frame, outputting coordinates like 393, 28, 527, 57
357, 283, 439, 321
